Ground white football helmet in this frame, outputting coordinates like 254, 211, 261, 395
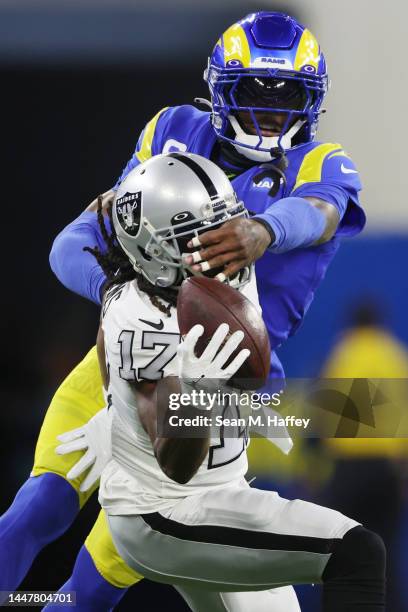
113, 152, 251, 289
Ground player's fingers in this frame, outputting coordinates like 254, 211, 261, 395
216, 259, 248, 282
56, 437, 88, 456
79, 463, 100, 492
214, 330, 245, 366
179, 324, 204, 358
57, 427, 85, 443
223, 348, 251, 378
187, 227, 226, 249
184, 239, 238, 267
191, 249, 243, 273
66, 450, 95, 481
201, 323, 230, 361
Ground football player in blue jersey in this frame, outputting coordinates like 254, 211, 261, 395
0, 11, 385, 612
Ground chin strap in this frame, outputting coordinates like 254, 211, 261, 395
228, 115, 305, 163
253, 148, 289, 197
194, 97, 212, 110
216, 141, 288, 198
205, 102, 291, 197
217, 141, 259, 171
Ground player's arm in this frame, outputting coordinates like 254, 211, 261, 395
300, 196, 340, 244
49, 108, 170, 304
183, 195, 338, 280
96, 316, 210, 485
50, 107, 177, 304
184, 149, 363, 279
135, 377, 210, 485
98, 305, 210, 485
86, 190, 115, 215
49, 190, 115, 305
96, 323, 109, 389
137, 323, 250, 485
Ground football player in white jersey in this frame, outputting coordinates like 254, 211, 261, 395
80, 152, 385, 612
84, 151, 301, 611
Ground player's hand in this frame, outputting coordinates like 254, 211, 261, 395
261, 407, 293, 455
86, 189, 115, 214
55, 406, 113, 492
183, 217, 272, 280
177, 323, 250, 386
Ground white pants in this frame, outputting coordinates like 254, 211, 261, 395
176, 584, 301, 612
107, 480, 358, 605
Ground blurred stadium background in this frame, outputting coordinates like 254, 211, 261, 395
2, 0, 407, 609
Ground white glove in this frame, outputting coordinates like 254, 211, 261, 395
264, 408, 294, 455
56, 406, 113, 492
177, 323, 250, 387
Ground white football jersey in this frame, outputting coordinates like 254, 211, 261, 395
99, 274, 262, 515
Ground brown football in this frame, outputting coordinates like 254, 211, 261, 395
177, 276, 270, 389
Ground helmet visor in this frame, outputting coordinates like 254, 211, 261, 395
228, 76, 311, 112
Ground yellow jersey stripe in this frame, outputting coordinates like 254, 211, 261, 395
327, 149, 351, 161
294, 29, 320, 72
135, 107, 169, 163
222, 24, 251, 68
292, 143, 343, 192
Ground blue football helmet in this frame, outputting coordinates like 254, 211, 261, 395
204, 12, 328, 161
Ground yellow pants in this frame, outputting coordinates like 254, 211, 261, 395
31, 346, 143, 588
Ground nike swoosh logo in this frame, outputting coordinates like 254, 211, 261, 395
341, 163, 358, 174
139, 318, 164, 331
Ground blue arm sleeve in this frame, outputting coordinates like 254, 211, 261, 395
50, 108, 174, 303
254, 196, 328, 254
49, 211, 108, 305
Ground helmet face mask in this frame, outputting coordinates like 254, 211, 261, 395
142, 199, 248, 287
113, 153, 252, 292
230, 76, 311, 111
205, 12, 329, 160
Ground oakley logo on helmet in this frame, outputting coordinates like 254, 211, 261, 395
301, 65, 317, 73
226, 59, 243, 68
116, 191, 142, 237
172, 212, 192, 222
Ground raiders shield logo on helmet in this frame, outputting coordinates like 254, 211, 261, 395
115, 191, 142, 237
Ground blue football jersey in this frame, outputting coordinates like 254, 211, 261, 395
115, 105, 365, 377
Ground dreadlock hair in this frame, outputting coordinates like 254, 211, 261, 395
84, 196, 178, 317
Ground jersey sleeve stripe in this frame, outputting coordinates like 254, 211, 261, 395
135, 107, 169, 163
327, 149, 352, 161
291, 142, 343, 192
